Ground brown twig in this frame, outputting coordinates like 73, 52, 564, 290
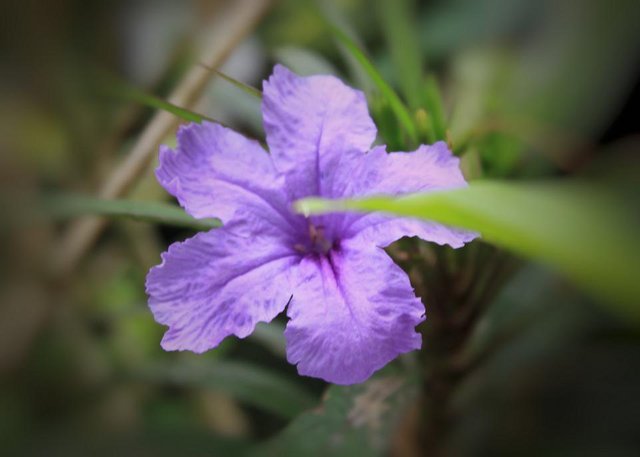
52, 0, 272, 276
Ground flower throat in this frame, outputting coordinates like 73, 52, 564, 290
294, 220, 336, 255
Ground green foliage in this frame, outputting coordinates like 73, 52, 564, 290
256, 371, 419, 457
422, 75, 448, 142
474, 132, 524, 177
330, 26, 418, 144
103, 75, 215, 123
370, 95, 403, 151
375, 0, 423, 110
136, 359, 316, 420
45, 194, 220, 230
296, 180, 640, 317
418, 0, 536, 60
210, 69, 263, 99
250, 321, 287, 358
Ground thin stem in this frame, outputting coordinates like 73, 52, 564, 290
51, 0, 273, 277
416, 241, 518, 456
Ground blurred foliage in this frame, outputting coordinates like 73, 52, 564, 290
257, 369, 420, 457
331, 25, 419, 144
1, 0, 640, 456
44, 194, 220, 231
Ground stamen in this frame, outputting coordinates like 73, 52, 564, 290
299, 221, 334, 255
308, 222, 317, 243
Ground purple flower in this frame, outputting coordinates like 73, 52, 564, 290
146, 65, 476, 385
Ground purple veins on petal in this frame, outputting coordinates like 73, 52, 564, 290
262, 64, 377, 200
156, 121, 304, 236
284, 238, 424, 385
146, 225, 299, 353
146, 64, 478, 385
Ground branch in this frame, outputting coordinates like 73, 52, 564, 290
52, 0, 272, 276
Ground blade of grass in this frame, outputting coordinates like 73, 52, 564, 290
199, 64, 263, 99
312, 0, 372, 92
375, 0, 424, 110
330, 26, 418, 144
423, 75, 448, 141
45, 194, 220, 231
295, 180, 640, 318
103, 75, 216, 124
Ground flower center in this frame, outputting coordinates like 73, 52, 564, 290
294, 221, 335, 255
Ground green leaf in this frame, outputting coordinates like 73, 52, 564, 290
295, 180, 640, 318
249, 321, 287, 357
103, 75, 215, 123
330, 26, 418, 144
423, 75, 448, 141
44, 194, 220, 231
461, 264, 582, 365
370, 95, 404, 151
310, 0, 372, 92
136, 359, 316, 419
204, 66, 263, 99
256, 371, 419, 457
374, 0, 423, 110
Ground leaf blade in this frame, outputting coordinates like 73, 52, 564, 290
137, 359, 316, 419
255, 371, 419, 457
423, 75, 448, 141
375, 0, 423, 110
102, 75, 216, 124
201, 65, 263, 99
296, 181, 640, 317
44, 194, 220, 231
330, 26, 418, 143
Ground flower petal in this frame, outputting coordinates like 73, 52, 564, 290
262, 64, 377, 200
339, 142, 468, 196
331, 142, 478, 248
284, 239, 424, 384
157, 121, 301, 235
146, 226, 298, 353
348, 215, 477, 248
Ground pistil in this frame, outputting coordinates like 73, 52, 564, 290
293, 221, 334, 255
